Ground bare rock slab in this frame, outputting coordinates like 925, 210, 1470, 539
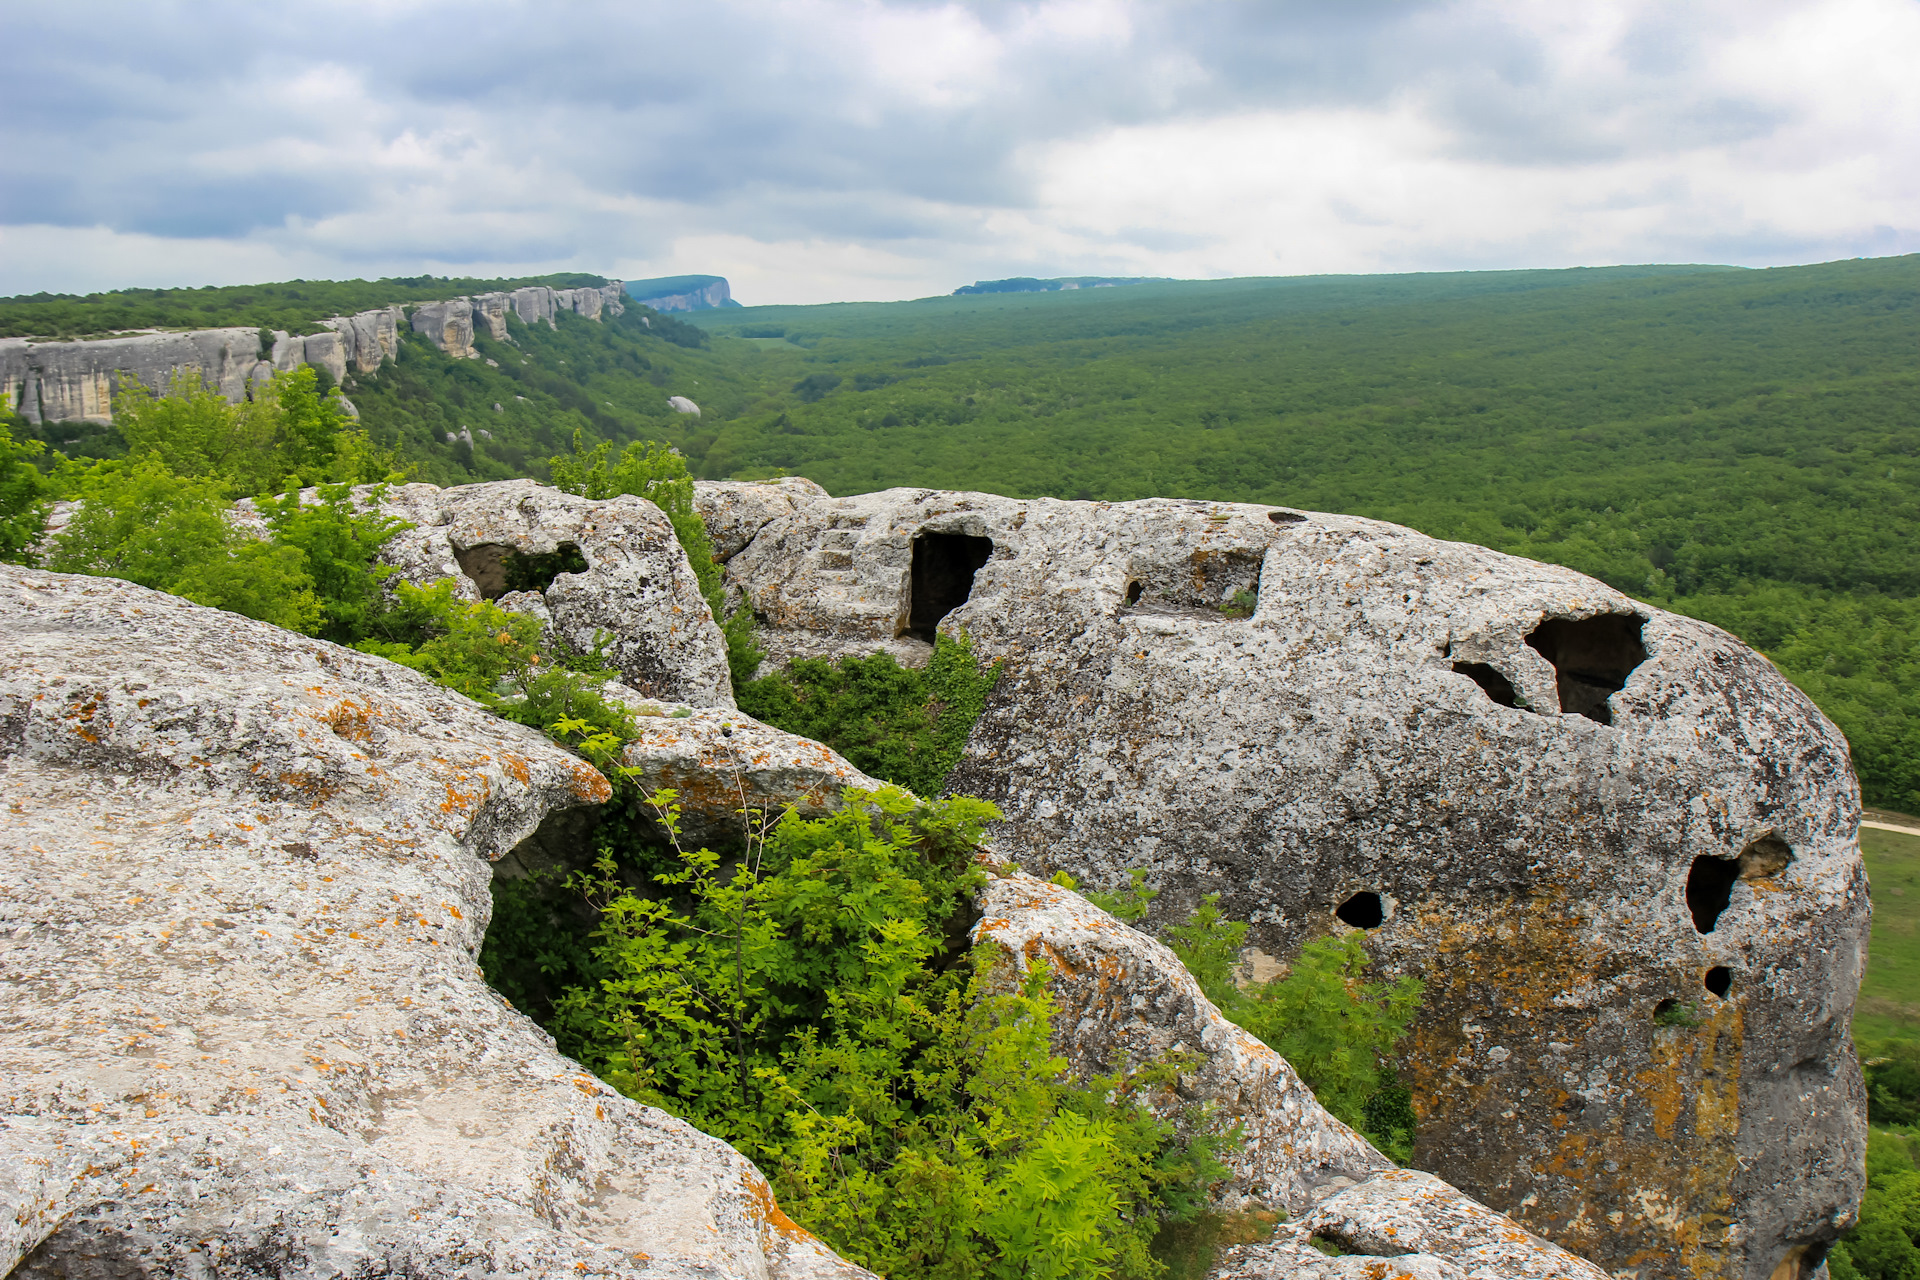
0, 566, 870, 1279
724, 486, 1868, 1280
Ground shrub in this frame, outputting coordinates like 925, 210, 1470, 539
553, 786, 1227, 1280
0, 412, 51, 564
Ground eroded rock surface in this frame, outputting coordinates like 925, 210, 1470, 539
365, 479, 734, 707
0, 565, 871, 1278
722, 485, 1868, 1280
1214, 1170, 1610, 1280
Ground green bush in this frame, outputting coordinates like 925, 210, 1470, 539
553, 785, 1227, 1280
737, 635, 1002, 796
1829, 1129, 1920, 1280
0, 412, 51, 564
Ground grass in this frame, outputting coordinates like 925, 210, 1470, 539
1857, 813, 1920, 1043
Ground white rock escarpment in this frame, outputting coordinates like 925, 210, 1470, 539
714, 483, 1868, 1280
0, 564, 872, 1278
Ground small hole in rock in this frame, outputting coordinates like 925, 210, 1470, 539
1738, 833, 1794, 880
1704, 966, 1732, 998
1524, 613, 1648, 724
1268, 511, 1307, 524
907, 532, 993, 640
1125, 581, 1144, 606
1686, 855, 1740, 933
1336, 891, 1384, 929
1452, 661, 1518, 707
1652, 998, 1687, 1024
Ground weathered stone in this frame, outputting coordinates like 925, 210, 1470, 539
367, 479, 734, 708
974, 873, 1392, 1212
722, 486, 1867, 1280
2, 328, 264, 424
323, 306, 404, 373
470, 291, 515, 341
1213, 1169, 1612, 1280
0, 564, 871, 1279
299, 329, 349, 386
695, 477, 832, 563
669, 394, 701, 415
409, 297, 475, 358
604, 689, 884, 848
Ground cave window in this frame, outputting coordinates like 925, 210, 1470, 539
1686, 855, 1740, 933
455, 542, 590, 601
1452, 662, 1519, 707
1336, 891, 1384, 929
1705, 966, 1732, 998
907, 532, 993, 639
1524, 613, 1648, 725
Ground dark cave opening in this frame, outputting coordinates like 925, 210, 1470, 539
1125, 580, 1145, 606
1686, 855, 1741, 934
455, 541, 589, 601
1336, 891, 1385, 929
1452, 661, 1520, 707
907, 532, 993, 639
1268, 511, 1307, 524
1524, 613, 1648, 725
1704, 966, 1732, 998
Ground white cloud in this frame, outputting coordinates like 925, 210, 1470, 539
0, 0, 1914, 303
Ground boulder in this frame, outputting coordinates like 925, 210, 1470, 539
973, 873, 1392, 1212
371, 479, 735, 708
722, 486, 1867, 1280
695, 477, 832, 563
0, 564, 872, 1279
668, 394, 701, 415
1212, 1170, 1610, 1279
409, 298, 474, 358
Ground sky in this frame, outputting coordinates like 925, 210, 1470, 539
2, 0, 1916, 305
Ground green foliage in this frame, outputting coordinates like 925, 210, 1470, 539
0, 411, 51, 564
1866, 1042, 1920, 1128
737, 634, 1002, 795
1086, 868, 1160, 922
258, 483, 410, 644
548, 430, 763, 688
356, 578, 635, 739
555, 786, 1225, 1280
46, 458, 320, 632
1828, 1130, 1920, 1280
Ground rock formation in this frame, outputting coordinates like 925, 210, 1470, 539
714, 484, 1868, 1280
974, 873, 1610, 1278
261, 479, 734, 708
2, 282, 624, 422
0, 564, 871, 1279
625, 275, 735, 312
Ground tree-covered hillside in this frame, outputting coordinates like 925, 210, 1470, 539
680, 257, 1920, 811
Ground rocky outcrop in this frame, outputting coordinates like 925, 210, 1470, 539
975, 873, 1393, 1211
4, 280, 626, 421
2, 328, 262, 425
716, 485, 1868, 1280
974, 874, 1609, 1277
0, 564, 872, 1279
1213, 1170, 1611, 1279
626, 276, 734, 312
695, 477, 833, 564
367, 479, 734, 707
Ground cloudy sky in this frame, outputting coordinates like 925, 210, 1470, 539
3, 0, 1916, 304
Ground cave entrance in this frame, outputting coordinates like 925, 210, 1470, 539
1524, 613, 1647, 725
455, 542, 589, 601
1686, 855, 1740, 933
907, 532, 993, 640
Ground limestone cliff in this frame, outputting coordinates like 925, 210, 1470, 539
2, 282, 623, 424
624, 275, 735, 312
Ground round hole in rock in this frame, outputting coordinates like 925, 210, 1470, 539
1336, 891, 1384, 929
1125, 581, 1144, 606
1705, 966, 1732, 998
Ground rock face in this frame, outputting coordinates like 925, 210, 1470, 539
717, 485, 1868, 1280
973, 874, 1609, 1277
0, 565, 872, 1279
410, 297, 477, 360
2, 328, 263, 425
322, 305, 406, 374
371, 479, 735, 708
626, 276, 734, 312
